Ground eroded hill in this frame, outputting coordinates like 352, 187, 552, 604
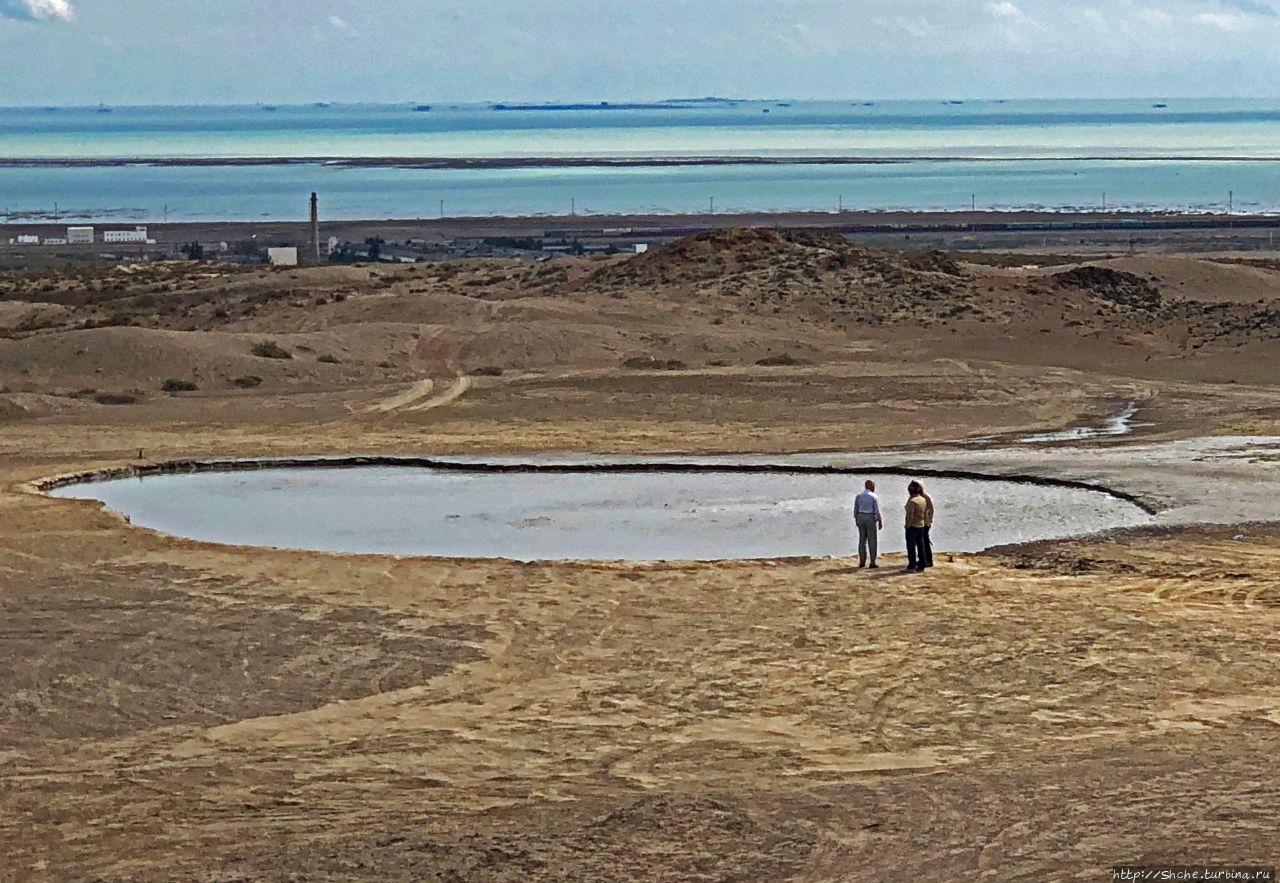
1, 229, 1279, 419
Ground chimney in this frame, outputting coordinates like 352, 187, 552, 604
310, 192, 320, 263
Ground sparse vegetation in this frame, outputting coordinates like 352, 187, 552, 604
623, 356, 687, 371
251, 341, 293, 360
161, 378, 199, 393
1052, 266, 1163, 312
317, 354, 342, 364
756, 353, 806, 367
93, 392, 139, 405
473, 365, 504, 376
232, 375, 264, 389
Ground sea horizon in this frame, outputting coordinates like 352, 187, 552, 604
2, 98, 1278, 221
4, 95, 1280, 108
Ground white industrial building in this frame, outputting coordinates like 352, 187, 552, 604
67, 226, 95, 244
11, 235, 40, 245
267, 247, 299, 267
103, 226, 149, 244
44, 237, 68, 246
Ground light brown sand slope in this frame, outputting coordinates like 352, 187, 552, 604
1, 455, 1276, 881
1, 234, 1279, 881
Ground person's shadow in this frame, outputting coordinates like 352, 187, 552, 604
816, 564, 918, 579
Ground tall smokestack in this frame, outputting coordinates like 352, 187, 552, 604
310, 192, 320, 263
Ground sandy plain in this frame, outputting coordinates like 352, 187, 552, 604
1, 229, 1278, 881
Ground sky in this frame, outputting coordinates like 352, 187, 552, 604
1, 0, 1279, 105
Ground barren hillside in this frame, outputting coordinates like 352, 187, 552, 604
2, 230, 1279, 419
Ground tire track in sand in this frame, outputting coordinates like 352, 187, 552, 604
359, 375, 471, 414
406, 376, 472, 412
360, 378, 435, 413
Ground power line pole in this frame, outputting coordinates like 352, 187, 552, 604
709, 196, 714, 214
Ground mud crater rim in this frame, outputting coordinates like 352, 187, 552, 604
36, 455, 1157, 512
41, 456, 1158, 563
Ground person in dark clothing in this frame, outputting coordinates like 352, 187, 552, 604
904, 481, 929, 573
919, 482, 935, 568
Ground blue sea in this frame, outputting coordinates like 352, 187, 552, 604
2, 99, 1279, 221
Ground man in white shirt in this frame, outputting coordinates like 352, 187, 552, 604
853, 479, 883, 568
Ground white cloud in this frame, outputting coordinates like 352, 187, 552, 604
985, 0, 1045, 36
987, 1, 1026, 19
1081, 8, 1108, 29
1190, 10, 1254, 29
0, 0, 74, 21
1135, 7, 1175, 27
328, 14, 352, 31
1216, 0, 1276, 17
882, 14, 933, 38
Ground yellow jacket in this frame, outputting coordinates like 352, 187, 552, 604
905, 495, 929, 529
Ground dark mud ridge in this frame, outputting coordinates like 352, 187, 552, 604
38, 455, 1159, 515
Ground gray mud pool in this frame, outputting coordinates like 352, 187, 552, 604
51, 465, 1152, 561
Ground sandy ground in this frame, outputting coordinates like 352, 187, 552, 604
1, 234, 1278, 881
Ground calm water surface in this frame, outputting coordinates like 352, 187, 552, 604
52, 467, 1151, 561
3, 99, 1279, 219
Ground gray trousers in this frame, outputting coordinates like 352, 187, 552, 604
855, 514, 879, 565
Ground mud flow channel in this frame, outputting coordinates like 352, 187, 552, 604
50, 463, 1152, 561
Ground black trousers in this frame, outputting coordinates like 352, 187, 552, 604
921, 526, 934, 568
906, 526, 928, 570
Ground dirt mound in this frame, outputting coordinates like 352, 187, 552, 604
1170, 301, 1280, 347
904, 250, 966, 276
581, 228, 974, 327
586, 227, 946, 287
1051, 266, 1163, 312
1099, 256, 1280, 305
588, 228, 824, 286
1043, 264, 1280, 348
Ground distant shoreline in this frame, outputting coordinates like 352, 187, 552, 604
5, 154, 1280, 170
4, 207, 1279, 239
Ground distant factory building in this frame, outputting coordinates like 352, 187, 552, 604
103, 226, 149, 243
44, 237, 68, 246
11, 235, 40, 245
267, 247, 299, 267
67, 226, 95, 244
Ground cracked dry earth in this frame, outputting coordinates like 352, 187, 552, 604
2, 471, 1277, 881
